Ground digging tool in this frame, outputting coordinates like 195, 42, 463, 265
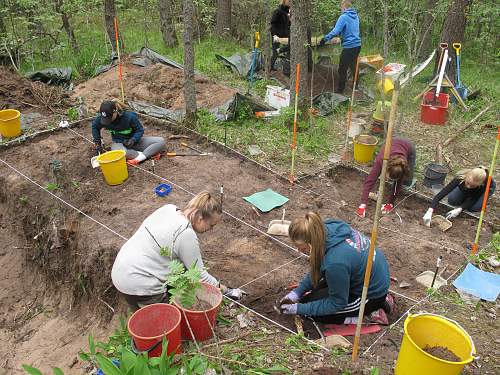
435, 43, 448, 75
181, 142, 211, 155
166, 152, 210, 157
248, 31, 260, 88
453, 43, 468, 100
267, 208, 291, 236
430, 256, 443, 288
219, 184, 224, 210
471, 126, 500, 255
352, 80, 400, 362
341, 56, 361, 160
114, 17, 125, 103
289, 63, 300, 184
434, 48, 448, 104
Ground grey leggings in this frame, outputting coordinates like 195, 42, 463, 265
111, 136, 166, 159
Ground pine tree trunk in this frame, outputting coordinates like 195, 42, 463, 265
417, 0, 438, 59
438, 0, 472, 83
183, 0, 197, 122
216, 0, 231, 36
104, 0, 121, 54
289, 0, 310, 105
158, 0, 178, 48
55, 0, 78, 53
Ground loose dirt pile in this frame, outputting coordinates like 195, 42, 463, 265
0, 67, 71, 113
72, 60, 237, 113
424, 345, 461, 362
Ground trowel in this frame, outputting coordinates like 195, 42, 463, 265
267, 208, 291, 236
416, 257, 448, 289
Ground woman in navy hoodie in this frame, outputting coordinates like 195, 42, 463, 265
319, 0, 361, 94
279, 212, 393, 325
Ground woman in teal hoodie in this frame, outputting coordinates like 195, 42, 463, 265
280, 212, 393, 324
319, 0, 361, 94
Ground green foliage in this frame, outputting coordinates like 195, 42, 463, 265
45, 182, 60, 192
21, 365, 43, 375
19, 196, 29, 204
370, 367, 381, 375
165, 260, 202, 308
66, 107, 79, 121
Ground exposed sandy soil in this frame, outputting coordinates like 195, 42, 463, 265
0, 119, 496, 373
71, 60, 237, 114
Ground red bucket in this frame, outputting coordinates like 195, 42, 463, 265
128, 303, 182, 357
420, 91, 449, 125
173, 282, 223, 342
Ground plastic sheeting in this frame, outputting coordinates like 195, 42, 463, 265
26, 67, 72, 85
215, 51, 264, 77
94, 46, 183, 76
312, 92, 349, 116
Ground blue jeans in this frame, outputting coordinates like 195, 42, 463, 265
447, 180, 496, 212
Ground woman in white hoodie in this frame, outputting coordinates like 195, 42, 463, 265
112, 191, 242, 311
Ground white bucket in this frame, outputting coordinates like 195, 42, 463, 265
265, 85, 290, 110
348, 118, 366, 138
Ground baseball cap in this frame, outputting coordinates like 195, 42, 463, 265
99, 101, 116, 125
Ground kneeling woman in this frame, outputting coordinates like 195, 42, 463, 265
280, 212, 393, 324
423, 166, 496, 224
112, 191, 241, 311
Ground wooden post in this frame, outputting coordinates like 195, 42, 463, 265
352, 81, 400, 361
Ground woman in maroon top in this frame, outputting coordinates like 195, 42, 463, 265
357, 137, 416, 218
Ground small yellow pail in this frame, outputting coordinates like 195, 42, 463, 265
0, 109, 21, 138
395, 313, 476, 375
97, 150, 128, 186
353, 135, 378, 164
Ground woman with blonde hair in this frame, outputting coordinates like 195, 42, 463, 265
357, 137, 416, 218
112, 191, 243, 311
423, 167, 496, 225
279, 212, 392, 324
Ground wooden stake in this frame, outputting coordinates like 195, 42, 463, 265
289, 64, 300, 184
114, 17, 125, 103
471, 126, 499, 255
352, 81, 400, 362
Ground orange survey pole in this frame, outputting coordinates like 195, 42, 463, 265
114, 16, 125, 103
471, 126, 500, 255
351, 81, 400, 361
289, 64, 300, 184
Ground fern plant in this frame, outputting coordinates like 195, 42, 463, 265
165, 260, 202, 308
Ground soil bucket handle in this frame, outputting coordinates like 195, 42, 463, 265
407, 313, 478, 360
130, 338, 163, 355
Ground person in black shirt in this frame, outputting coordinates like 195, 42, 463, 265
270, 0, 290, 71
423, 167, 496, 225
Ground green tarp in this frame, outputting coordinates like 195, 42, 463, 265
243, 189, 288, 212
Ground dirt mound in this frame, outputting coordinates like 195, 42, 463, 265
0, 67, 71, 113
72, 61, 237, 113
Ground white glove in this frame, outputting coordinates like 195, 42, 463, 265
446, 207, 462, 220
273, 35, 279, 43
423, 208, 433, 227
223, 287, 247, 300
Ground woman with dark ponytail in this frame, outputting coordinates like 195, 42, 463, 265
279, 212, 393, 325
357, 137, 416, 218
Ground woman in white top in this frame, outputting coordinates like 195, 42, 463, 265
112, 191, 242, 311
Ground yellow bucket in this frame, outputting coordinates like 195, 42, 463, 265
97, 150, 128, 186
0, 109, 22, 138
395, 313, 476, 375
353, 135, 378, 164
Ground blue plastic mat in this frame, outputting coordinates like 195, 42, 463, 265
452, 263, 500, 302
243, 189, 288, 212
